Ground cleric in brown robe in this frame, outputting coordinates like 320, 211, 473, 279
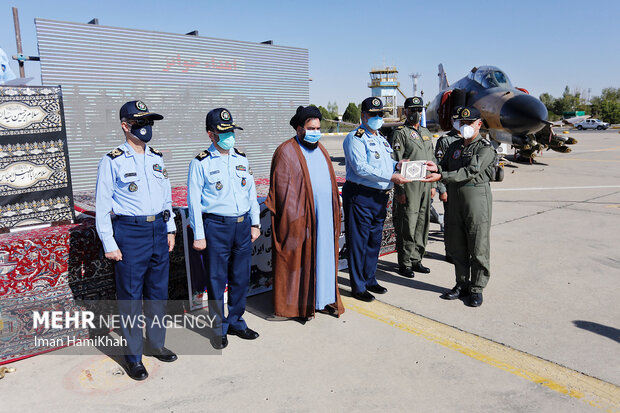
265, 105, 345, 319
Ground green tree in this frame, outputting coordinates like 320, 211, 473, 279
590, 87, 620, 123
326, 101, 339, 120
317, 105, 330, 120
342, 102, 361, 123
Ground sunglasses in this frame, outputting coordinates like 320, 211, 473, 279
126, 119, 154, 127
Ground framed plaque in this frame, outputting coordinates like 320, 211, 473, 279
0, 86, 75, 230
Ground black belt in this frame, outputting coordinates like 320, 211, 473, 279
345, 181, 391, 195
202, 212, 249, 223
114, 212, 165, 223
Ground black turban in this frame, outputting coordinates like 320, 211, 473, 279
289, 105, 322, 130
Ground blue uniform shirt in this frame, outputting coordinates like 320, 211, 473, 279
343, 124, 397, 190
95, 141, 176, 253
187, 143, 260, 240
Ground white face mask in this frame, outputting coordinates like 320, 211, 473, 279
459, 123, 475, 139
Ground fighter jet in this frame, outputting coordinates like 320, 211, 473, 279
426, 64, 577, 161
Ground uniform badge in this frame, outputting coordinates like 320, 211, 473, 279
220, 110, 231, 121
163, 210, 170, 222
241, 177, 247, 187
437, 150, 444, 158
163, 168, 168, 178
215, 181, 223, 191
124, 172, 137, 178
453, 149, 462, 159
413, 97, 421, 105
411, 131, 419, 139
136, 101, 147, 111
383, 141, 390, 148
249, 168, 253, 175
462, 108, 471, 118
375, 152, 380, 159
153, 164, 163, 173
372, 98, 381, 107
129, 182, 138, 192
236, 165, 247, 171
422, 135, 431, 141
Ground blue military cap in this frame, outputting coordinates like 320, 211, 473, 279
206, 108, 244, 132
361, 97, 388, 114
452, 105, 481, 121
119, 100, 163, 121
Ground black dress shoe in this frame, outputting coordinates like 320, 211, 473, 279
146, 346, 177, 362
398, 266, 415, 278
411, 262, 430, 273
352, 290, 375, 302
211, 335, 228, 349
466, 292, 483, 307
440, 285, 469, 300
367, 284, 388, 294
227, 327, 259, 340
125, 361, 148, 381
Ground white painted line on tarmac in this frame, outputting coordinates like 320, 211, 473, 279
493, 185, 620, 192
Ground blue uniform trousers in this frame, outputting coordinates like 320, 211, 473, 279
342, 182, 389, 294
113, 213, 169, 363
202, 213, 251, 336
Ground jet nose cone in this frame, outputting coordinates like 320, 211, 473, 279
500, 94, 548, 134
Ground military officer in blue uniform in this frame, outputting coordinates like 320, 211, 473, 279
95, 100, 177, 381
342, 97, 412, 302
187, 108, 261, 349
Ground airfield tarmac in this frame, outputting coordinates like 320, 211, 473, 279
3, 129, 619, 412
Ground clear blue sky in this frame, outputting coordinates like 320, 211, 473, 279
1, 0, 618, 111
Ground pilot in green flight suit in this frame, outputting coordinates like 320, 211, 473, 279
389, 97, 436, 278
423, 106, 496, 307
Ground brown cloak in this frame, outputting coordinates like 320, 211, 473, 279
264, 137, 345, 318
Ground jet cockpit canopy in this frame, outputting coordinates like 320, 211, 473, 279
468, 66, 513, 89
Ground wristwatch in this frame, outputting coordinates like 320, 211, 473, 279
251, 224, 261, 229
167, 231, 176, 234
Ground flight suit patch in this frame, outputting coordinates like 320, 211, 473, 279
422, 135, 431, 141
453, 149, 462, 159
394, 142, 401, 150
129, 182, 138, 192
436, 150, 443, 158
241, 177, 247, 187
411, 131, 419, 139
215, 181, 223, 190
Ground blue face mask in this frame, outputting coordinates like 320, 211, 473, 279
303, 129, 321, 144
217, 131, 235, 150
366, 115, 384, 131
131, 124, 153, 143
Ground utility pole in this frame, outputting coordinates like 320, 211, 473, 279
12, 7, 25, 78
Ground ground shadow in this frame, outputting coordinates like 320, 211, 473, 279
330, 156, 346, 166
573, 320, 620, 344
340, 263, 447, 295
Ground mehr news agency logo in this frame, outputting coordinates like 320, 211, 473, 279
29, 308, 217, 348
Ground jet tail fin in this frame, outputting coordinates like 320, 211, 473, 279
438, 64, 449, 90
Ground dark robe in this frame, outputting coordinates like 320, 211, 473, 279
265, 137, 345, 318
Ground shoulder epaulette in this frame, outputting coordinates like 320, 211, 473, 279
234, 148, 246, 157
396, 125, 404, 130
149, 147, 163, 157
354, 128, 365, 138
481, 138, 492, 146
195, 150, 210, 161
106, 148, 124, 159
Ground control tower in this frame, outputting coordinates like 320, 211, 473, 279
368, 67, 400, 120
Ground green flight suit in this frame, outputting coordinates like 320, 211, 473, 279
390, 124, 435, 269
434, 130, 460, 256
438, 135, 496, 293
